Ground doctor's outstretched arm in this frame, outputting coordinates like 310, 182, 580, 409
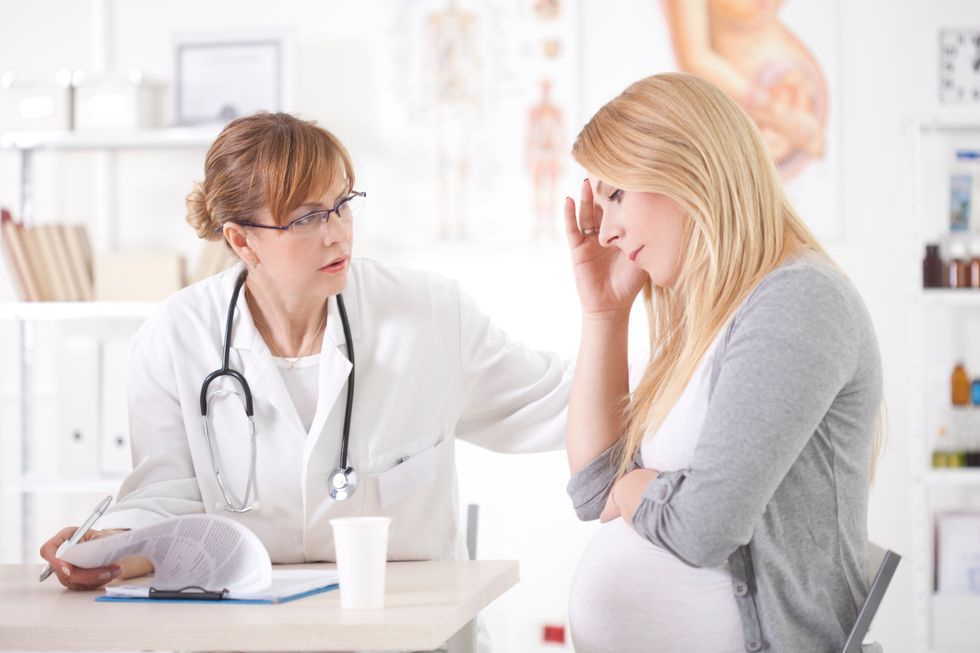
453, 283, 573, 453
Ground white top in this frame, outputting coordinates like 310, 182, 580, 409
273, 355, 321, 434
568, 332, 744, 653
639, 332, 723, 470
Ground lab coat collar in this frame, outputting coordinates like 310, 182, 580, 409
217, 263, 359, 446
223, 262, 362, 352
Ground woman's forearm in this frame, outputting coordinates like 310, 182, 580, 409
567, 313, 631, 475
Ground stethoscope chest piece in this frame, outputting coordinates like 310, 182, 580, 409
329, 466, 358, 501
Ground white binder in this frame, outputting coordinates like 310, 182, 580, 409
56, 338, 101, 478
99, 338, 132, 475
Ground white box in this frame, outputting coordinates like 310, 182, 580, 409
74, 74, 163, 130
94, 252, 184, 301
0, 80, 71, 131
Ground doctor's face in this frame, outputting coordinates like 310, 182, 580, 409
245, 179, 354, 299
589, 177, 687, 288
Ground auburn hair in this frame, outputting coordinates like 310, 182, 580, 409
186, 112, 355, 241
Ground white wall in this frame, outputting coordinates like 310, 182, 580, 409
3, 1, 980, 651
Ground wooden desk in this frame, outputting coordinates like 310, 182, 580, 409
0, 560, 518, 651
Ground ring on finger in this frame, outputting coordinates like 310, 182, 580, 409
581, 227, 598, 236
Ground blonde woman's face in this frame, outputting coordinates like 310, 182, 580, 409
590, 177, 686, 288
245, 179, 353, 298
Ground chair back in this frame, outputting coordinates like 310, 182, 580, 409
840, 542, 901, 653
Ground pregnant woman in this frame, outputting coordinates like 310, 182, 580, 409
562, 73, 882, 652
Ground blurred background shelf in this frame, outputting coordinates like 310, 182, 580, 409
0, 476, 125, 495
919, 289, 980, 307
0, 127, 220, 151
916, 119, 980, 134
0, 301, 158, 321
923, 469, 980, 486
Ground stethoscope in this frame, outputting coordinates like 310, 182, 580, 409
199, 269, 357, 513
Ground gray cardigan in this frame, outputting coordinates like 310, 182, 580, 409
567, 254, 883, 653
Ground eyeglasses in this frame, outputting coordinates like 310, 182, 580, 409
234, 191, 366, 238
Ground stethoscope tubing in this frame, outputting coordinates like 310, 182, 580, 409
336, 293, 354, 471
200, 269, 356, 511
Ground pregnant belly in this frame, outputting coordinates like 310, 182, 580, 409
568, 519, 744, 653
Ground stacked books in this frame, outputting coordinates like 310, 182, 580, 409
2, 208, 238, 302
1, 208, 94, 301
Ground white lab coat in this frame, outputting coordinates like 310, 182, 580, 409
98, 258, 572, 563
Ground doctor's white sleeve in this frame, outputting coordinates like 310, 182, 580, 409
96, 326, 206, 530
453, 287, 573, 453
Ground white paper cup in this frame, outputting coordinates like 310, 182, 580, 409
329, 516, 391, 610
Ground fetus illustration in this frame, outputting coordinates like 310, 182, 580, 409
534, 0, 561, 21
525, 79, 565, 240
663, 0, 829, 179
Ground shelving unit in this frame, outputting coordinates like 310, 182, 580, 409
0, 126, 219, 226
0, 126, 216, 563
907, 118, 980, 652
0, 127, 221, 151
920, 289, 980, 307
924, 468, 980, 487
0, 302, 159, 321
0, 475, 128, 496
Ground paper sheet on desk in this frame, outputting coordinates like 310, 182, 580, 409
57, 514, 272, 594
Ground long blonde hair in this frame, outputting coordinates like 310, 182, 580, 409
573, 73, 833, 478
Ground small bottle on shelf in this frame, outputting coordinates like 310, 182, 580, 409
947, 241, 969, 288
924, 243, 945, 288
952, 362, 970, 405
949, 362, 971, 467
969, 239, 980, 289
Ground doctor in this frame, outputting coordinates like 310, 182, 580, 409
40, 112, 571, 590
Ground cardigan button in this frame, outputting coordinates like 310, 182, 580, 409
733, 581, 749, 597
652, 482, 672, 502
745, 639, 762, 652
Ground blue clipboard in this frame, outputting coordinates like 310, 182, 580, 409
95, 582, 339, 605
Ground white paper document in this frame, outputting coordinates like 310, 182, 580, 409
57, 513, 338, 601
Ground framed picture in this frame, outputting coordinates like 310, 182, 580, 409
173, 30, 294, 126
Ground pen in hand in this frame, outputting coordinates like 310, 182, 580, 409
38, 494, 113, 583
